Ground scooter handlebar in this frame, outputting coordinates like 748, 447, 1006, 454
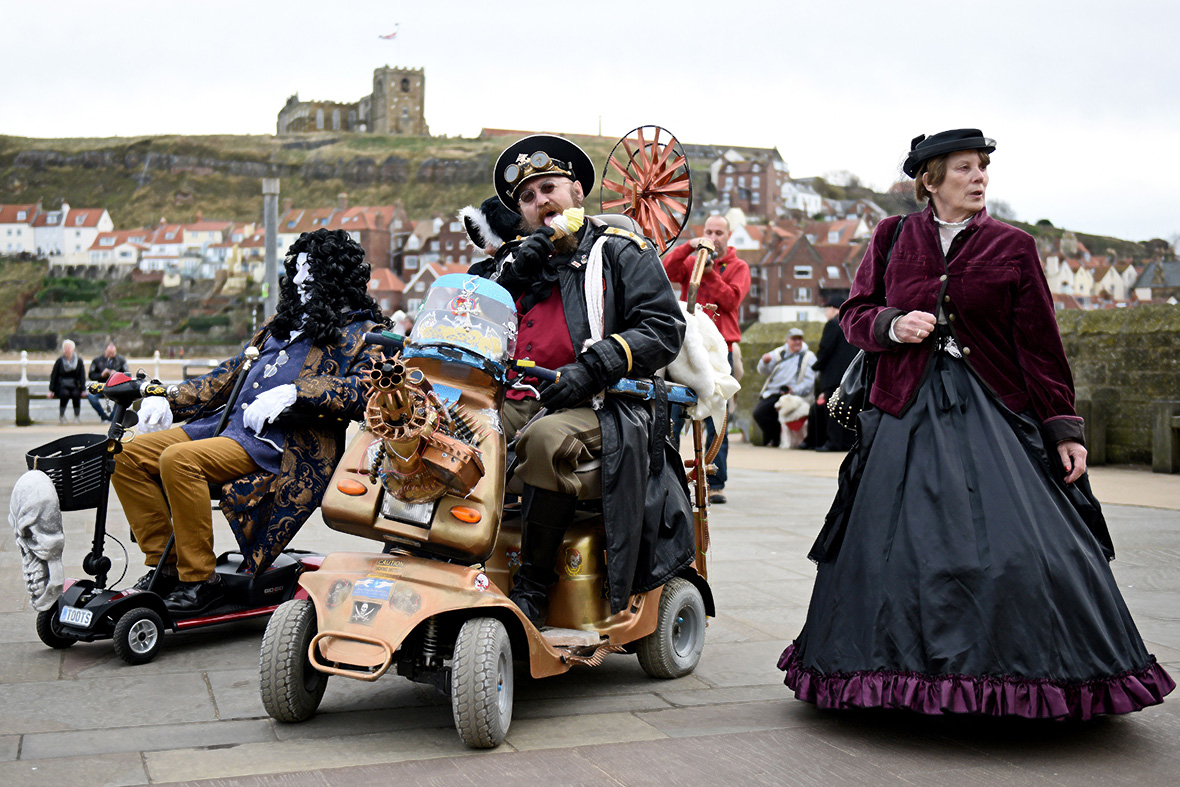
364, 330, 406, 350
513, 360, 559, 382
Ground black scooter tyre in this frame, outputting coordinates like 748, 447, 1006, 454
451, 617, 513, 748
113, 607, 165, 665
259, 599, 328, 723
36, 604, 76, 650
636, 578, 706, 679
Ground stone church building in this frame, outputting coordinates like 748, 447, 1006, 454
277, 66, 429, 136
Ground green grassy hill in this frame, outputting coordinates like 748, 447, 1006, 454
0, 133, 618, 229
0, 132, 1152, 261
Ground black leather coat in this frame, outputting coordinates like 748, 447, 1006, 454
479, 221, 694, 613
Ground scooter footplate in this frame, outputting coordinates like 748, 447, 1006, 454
540, 628, 603, 648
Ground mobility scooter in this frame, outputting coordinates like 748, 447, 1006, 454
259, 272, 718, 747
28, 359, 322, 665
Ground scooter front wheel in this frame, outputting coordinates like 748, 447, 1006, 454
113, 607, 165, 665
259, 598, 328, 723
36, 604, 76, 650
451, 617, 513, 748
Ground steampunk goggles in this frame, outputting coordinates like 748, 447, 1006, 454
504, 151, 575, 196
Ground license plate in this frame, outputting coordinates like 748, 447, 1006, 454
59, 605, 93, 628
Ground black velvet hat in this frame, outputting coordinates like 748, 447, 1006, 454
494, 134, 596, 212
902, 129, 996, 178
459, 196, 522, 251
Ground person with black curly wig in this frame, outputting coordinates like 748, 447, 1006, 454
111, 229, 385, 614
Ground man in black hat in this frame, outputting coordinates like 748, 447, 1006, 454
479, 134, 694, 628
809, 295, 859, 451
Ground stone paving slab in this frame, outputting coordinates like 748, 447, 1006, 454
145, 726, 493, 784
20, 719, 276, 761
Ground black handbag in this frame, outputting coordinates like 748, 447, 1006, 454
827, 215, 908, 430
827, 349, 875, 429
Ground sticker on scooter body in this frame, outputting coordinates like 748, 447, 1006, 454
371, 558, 406, 578
388, 582, 421, 615
350, 600, 380, 625
325, 579, 352, 608
474, 573, 490, 592
59, 605, 92, 628
353, 577, 394, 601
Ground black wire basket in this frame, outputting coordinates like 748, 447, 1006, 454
26, 434, 109, 511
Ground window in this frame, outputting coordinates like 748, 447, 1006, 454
797, 310, 809, 321
738, 176, 745, 188
165, 231, 176, 240
100, 237, 115, 246
286, 220, 297, 229
316, 109, 324, 130
752, 176, 760, 188
445, 240, 453, 250
752, 192, 760, 205
828, 230, 840, 244
401, 78, 411, 92
16, 211, 26, 220
449, 221, 461, 232
725, 177, 733, 189
415, 281, 426, 292
750, 283, 761, 297
827, 266, 840, 278
796, 287, 811, 301
332, 109, 341, 130
794, 265, 812, 278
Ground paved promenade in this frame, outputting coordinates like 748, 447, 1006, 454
0, 422, 1177, 786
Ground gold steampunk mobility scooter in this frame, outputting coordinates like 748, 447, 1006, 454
258, 127, 723, 748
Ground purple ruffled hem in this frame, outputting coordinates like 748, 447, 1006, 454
778, 642, 1176, 721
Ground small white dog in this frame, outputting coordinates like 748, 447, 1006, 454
774, 394, 810, 449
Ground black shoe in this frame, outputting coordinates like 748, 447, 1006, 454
709, 491, 727, 504
509, 582, 549, 632
131, 568, 178, 596
164, 576, 226, 613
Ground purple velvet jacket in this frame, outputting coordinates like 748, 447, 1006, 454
841, 205, 1084, 445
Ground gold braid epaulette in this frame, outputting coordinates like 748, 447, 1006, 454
603, 226, 647, 250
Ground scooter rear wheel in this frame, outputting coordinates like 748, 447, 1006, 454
113, 607, 165, 665
259, 599, 328, 723
36, 604, 76, 650
450, 617, 513, 748
636, 578, 706, 678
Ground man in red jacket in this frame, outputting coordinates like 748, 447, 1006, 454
663, 215, 751, 503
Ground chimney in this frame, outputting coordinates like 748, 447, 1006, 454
196, 210, 204, 221
337, 192, 349, 210
281, 198, 294, 213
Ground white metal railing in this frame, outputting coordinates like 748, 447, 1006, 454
0, 351, 223, 413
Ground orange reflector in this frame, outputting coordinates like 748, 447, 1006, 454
450, 505, 482, 523
336, 478, 368, 496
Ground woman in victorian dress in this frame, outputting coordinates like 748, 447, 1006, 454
778, 129, 1173, 719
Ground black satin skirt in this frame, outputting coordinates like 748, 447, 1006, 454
779, 353, 1174, 719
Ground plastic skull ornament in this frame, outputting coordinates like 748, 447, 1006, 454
9, 471, 65, 611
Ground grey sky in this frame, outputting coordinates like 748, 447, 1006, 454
3, 0, 1177, 242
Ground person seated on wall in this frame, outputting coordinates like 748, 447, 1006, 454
111, 229, 385, 613
470, 134, 696, 628
88, 342, 129, 422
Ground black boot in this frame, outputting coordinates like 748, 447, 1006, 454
509, 486, 576, 628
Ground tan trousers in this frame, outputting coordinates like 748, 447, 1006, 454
112, 427, 259, 582
504, 399, 601, 498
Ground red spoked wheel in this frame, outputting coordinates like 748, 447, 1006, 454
600, 126, 692, 254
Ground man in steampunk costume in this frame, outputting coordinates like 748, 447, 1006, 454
476, 134, 695, 627
112, 229, 384, 613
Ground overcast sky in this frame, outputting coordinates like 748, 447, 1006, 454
3, 1, 1177, 242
